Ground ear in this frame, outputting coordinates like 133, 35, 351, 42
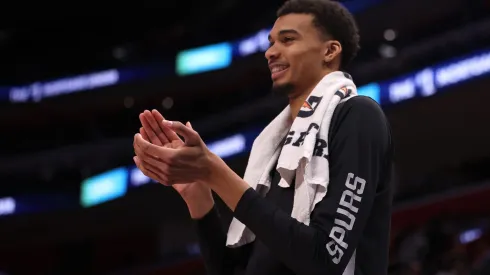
323, 40, 342, 65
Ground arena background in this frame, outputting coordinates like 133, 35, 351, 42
1, 0, 490, 274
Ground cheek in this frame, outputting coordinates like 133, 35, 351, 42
284, 48, 320, 81
291, 51, 315, 69
299, 54, 324, 76
287, 54, 305, 78
290, 59, 308, 80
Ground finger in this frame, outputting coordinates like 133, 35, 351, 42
134, 139, 159, 161
134, 156, 158, 178
134, 133, 176, 161
135, 156, 174, 186
134, 156, 169, 185
152, 109, 181, 141
136, 155, 186, 185
140, 112, 164, 146
162, 120, 201, 146
134, 144, 187, 185
134, 143, 163, 170
139, 127, 149, 141
186, 121, 193, 130
134, 143, 170, 173
144, 110, 171, 144
144, 110, 169, 144
134, 137, 173, 169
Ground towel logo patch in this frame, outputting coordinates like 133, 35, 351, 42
326, 173, 366, 264
297, 95, 323, 118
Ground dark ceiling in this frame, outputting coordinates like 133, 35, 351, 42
0, 0, 274, 85
1, 0, 488, 86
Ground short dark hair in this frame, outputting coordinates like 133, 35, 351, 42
277, 0, 360, 69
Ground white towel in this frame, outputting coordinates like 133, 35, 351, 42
226, 71, 358, 247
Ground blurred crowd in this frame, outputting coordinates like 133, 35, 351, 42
390, 216, 490, 275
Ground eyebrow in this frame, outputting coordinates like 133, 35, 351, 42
268, 29, 301, 41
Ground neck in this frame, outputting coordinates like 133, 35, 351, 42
288, 91, 310, 122
288, 70, 334, 121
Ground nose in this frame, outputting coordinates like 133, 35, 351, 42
265, 44, 279, 61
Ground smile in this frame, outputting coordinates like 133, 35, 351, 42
270, 65, 289, 81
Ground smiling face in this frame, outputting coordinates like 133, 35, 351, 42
266, 13, 341, 96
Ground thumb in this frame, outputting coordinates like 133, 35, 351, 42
186, 121, 193, 129
163, 120, 201, 146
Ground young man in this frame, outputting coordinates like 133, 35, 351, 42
133, 0, 394, 274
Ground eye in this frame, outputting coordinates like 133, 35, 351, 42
282, 36, 295, 43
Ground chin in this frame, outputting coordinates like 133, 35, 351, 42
271, 82, 295, 96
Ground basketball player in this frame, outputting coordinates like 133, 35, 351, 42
133, 0, 394, 274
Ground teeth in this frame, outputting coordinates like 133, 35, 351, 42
271, 66, 287, 73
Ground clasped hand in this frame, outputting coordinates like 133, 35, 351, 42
133, 114, 214, 186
